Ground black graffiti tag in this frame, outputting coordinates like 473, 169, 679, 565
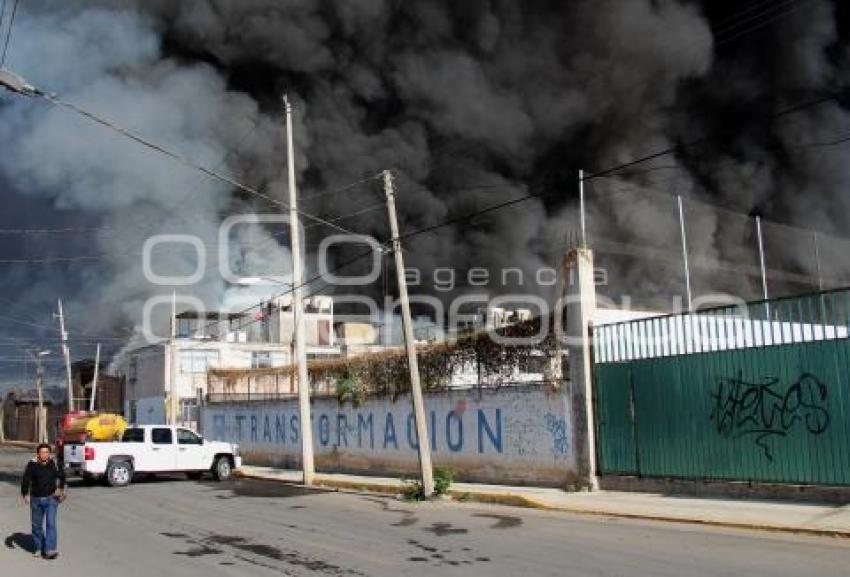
709, 372, 829, 461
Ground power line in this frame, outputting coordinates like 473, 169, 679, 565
793, 133, 850, 149
394, 90, 845, 246
715, 0, 816, 47
39, 93, 369, 238
0, 226, 115, 235
0, 0, 17, 67
300, 174, 383, 201
714, 0, 798, 38
0, 314, 58, 333
0, 0, 7, 48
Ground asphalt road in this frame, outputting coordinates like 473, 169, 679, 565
2, 446, 850, 576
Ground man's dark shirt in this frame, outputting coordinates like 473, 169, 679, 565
21, 458, 66, 498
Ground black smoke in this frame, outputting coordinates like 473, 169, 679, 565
0, 0, 848, 387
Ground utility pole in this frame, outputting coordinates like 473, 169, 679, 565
30, 350, 50, 444
284, 94, 315, 485
89, 343, 101, 412
579, 169, 587, 247
36, 356, 46, 443
383, 169, 435, 497
170, 290, 178, 425
755, 216, 770, 319
813, 232, 824, 292
57, 299, 73, 413
677, 195, 693, 311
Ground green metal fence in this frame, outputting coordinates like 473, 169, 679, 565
593, 288, 850, 485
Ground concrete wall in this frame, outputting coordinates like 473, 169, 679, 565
202, 385, 578, 486
127, 395, 165, 425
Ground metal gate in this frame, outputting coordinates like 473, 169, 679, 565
593, 288, 850, 485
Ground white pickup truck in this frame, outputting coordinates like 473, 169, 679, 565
63, 425, 241, 487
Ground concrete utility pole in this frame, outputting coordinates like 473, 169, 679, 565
284, 94, 315, 486
677, 195, 693, 311
30, 350, 50, 444
565, 248, 598, 490
36, 356, 46, 443
89, 343, 101, 412
755, 216, 769, 301
383, 169, 435, 497
813, 232, 824, 292
170, 290, 178, 425
56, 299, 73, 413
579, 169, 587, 248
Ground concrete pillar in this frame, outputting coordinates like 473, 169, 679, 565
565, 247, 598, 490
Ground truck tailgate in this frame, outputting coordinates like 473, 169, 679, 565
64, 443, 86, 474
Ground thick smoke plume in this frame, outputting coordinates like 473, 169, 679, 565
0, 0, 848, 381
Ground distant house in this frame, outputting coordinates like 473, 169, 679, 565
118, 295, 340, 426
71, 359, 123, 414
1, 387, 67, 443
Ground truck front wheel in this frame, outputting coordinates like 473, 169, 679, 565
106, 461, 133, 487
212, 456, 233, 481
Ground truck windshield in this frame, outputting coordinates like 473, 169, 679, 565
122, 428, 145, 443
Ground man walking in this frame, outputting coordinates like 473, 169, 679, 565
21, 443, 67, 560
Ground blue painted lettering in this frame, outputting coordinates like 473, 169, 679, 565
446, 411, 463, 452
290, 415, 299, 444
407, 413, 418, 450
477, 409, 502, 453
337, 414, 349, 447
358, 413, 374, 448
275, 415, 286, 444
319, 414, 330, 446
263, 415, 272, 442
383, 413, 398, 449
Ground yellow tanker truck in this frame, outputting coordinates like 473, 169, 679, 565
60, 411, 128, 444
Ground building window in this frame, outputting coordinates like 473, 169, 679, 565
251, 351, 272, 368
271, 352, 289, 367
179, 350, 220, 373
518, 354, 546, 375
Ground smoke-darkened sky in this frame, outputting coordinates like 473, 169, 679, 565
0, 0, 848, 389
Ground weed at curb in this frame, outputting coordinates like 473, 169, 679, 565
404, 466, 453, 501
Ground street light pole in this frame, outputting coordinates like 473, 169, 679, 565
284, 94, 315, 485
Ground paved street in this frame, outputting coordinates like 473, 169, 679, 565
2, 446, 850, 576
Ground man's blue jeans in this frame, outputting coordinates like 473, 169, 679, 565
30, 496, 58, 553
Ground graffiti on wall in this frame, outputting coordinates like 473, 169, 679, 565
204, 387, 577, 486
544, 413, 569, 455
709, 371, 830, 461
212, 407, 504, 454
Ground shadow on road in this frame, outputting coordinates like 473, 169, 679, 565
4, 532, 35, 553
0, 471, 21, 485
200, 478, 334, 499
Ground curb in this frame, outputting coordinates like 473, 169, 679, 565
232, 469, 850, 539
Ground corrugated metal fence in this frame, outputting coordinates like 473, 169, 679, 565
593, 288, 850, 485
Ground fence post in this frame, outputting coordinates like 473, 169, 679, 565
565, 247, 599, 490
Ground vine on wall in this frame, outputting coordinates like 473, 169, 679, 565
209, 316, 562, 402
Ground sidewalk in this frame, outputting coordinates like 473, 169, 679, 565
235, 465, 850, 538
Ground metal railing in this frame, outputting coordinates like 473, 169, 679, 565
594, 287, 850, 363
